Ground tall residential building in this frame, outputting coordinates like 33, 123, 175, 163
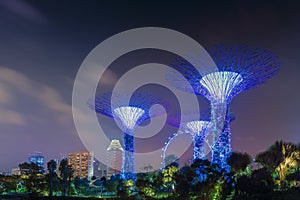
68, 150, 93, 180
28, 152, 44, 173
106, 139, 123, 179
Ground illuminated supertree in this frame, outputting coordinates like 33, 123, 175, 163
89, 92, 167, 180
164, 111, 235, 166
167, 44, 280, 170
162, 121, 211, 167
113, 106, 144, 181
185, 120, 212, 160
162, 111, 211, 167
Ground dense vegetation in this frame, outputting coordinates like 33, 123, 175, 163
0, 140, 300, 199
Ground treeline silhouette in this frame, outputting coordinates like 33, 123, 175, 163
0, 140, 299, 199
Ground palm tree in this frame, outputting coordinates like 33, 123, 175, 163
59, 159, 68, 196
66, 165, 74, 196
58, 159, 74, 196
255, 140, 283, 172
255, 141, 300, 187
47, 160, 57, 197
227, 152, 251, 175
276, 143, 300, 182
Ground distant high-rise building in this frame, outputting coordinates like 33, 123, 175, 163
106, 139, 123, 179
68, 150, 93, 180
11, 168, 21, 175
28, 152, 44, 173
93, 159, 107, 178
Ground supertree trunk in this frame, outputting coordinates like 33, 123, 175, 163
122, 130, 136, 181
194, 134, 207, 160
218, 116, 232, 171
210, 101, 228, 167
210, 102, 232, 171
213, 114, 232, 171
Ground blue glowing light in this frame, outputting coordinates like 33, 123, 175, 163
185, 121, 212, 160
199, 71, 243, 103
199, 71, 243, 170
162, 121, 212, 167
89, 92, 168, 181
166, 44, 280, 170
113, 106, 145, 181
113, 106, 145, 131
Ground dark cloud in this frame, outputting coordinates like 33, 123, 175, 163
0, 0, 47, 24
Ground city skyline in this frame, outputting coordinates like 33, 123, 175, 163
1, 0, 300, 173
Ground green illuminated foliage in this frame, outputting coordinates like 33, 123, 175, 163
162, 165, 178, 189
255, 141, 300, 185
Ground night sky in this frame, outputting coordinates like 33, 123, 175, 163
0, 0, 300, 173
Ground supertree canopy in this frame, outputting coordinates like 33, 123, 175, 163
89, 92, 168, 180
113, 106, 145, 131
196, 44, 280, 102
199, 71, 243, 104
168, 44, 279, 97
91, 92, 166, 121
167, 44, 280, 170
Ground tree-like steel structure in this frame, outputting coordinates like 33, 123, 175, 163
113, 106, 144, 181
167, 44, 280, 170
162, 121, 211, 168
185, 120, 212, 160
162, 111, 212, 166
89, 92, 167, 180
164, 111, 235, 166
